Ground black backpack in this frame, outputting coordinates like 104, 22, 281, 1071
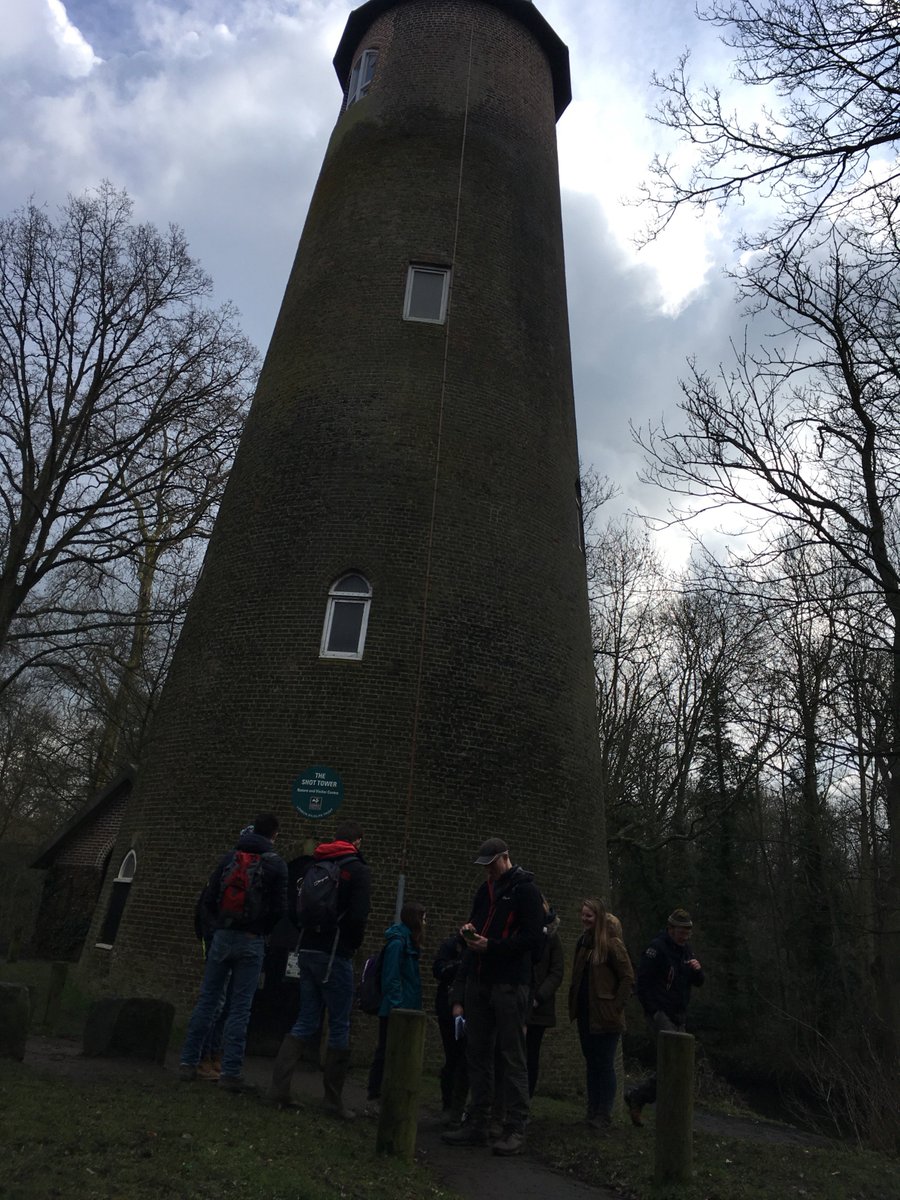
358, 946, 385, 1015
296, 855, 354, 934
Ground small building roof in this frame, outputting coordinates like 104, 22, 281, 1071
333, 0, 572, 119
29, 767, 136, 871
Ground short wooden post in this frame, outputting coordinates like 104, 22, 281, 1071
375, 1008, 426, 1162
44, 961, 68, 1031
654, 1030, 694, 1186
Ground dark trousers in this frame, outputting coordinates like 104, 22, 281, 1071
438, 1013, 469, 1113
367, 1015, 389, 1099
577, 1022, 620, 1116
464, 979, 530, 1135
525, 1024, 546, 1098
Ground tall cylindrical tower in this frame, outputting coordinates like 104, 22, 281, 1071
83, 0, 606, 1003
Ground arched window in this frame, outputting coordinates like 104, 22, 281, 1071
95, 850, 137, 949
320, 573, 372, 660
346, 48, 377, 107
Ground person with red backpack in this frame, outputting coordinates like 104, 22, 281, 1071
178, 814, 287, 1091
265, 821, 370, 1118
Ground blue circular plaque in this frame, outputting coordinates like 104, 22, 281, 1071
291, 766, 344, 820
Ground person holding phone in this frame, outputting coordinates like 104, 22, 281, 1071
442, 837, 544, 1157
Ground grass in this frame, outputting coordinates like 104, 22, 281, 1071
1, 1063, 457, 1200
526, 1093, 900, 1200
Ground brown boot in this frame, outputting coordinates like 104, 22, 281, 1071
264, 1034, 304, 1106
322, 1046, 356, 1120
197, 1055, 220, 1081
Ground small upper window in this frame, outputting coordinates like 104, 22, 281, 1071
404, 265, 450, 324
347, 49, 377, 107
321, 573, 372, 660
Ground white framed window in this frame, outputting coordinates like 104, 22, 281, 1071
320, 573, 372, 659
347, 49, 378, 107
96, 850, 138, 949
404, 265, 450, 324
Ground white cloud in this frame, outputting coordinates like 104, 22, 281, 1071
46, 0, 101, 77
0, 0, 767, 539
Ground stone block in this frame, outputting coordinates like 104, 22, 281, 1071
0, 982, 30, 1060
82, 997, 174, 1063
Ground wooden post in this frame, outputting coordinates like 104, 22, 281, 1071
375, 1008, 426, 1162
44, 961, 68, 1032
654, 1030, 694, 1186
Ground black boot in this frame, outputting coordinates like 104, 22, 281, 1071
323, 1046, 356, 1120
264, 1034, 304, 1107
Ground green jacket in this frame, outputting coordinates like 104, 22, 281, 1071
568, 934, 634, 1033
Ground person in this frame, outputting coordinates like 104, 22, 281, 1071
366, 901, 425, 1102
625, 906, 704, 1127
442, 836, 544, 1156
433, 930, 469, 1126
192, 875, 234, 1081
568, 897, 634, 1130
179, 813, 287, 1091
526, 896, 564, 1099
265, 821, 371, 1118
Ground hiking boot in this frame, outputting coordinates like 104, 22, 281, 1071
492, 1130, 525, 1156
323, 1046, 356, 1120
177, 1064, 197, 1082
441, 1125, 489, 1147
625, 1090, 644, 1127
218, 1075, 258, 1094
196, 1057, 220, 1082
489, 1120, 504, 1141
588, 1111, 611, 1134
264, 1034, 303, 1106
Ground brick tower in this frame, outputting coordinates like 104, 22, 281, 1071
82, 0, 607, 1005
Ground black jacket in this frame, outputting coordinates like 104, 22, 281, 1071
433, 932, 466, 1024
456, 864, 544, 990
297, 839, 371, 960
636, 929, 704, 1022
201, 831, 288, 936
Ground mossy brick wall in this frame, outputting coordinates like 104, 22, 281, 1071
30, 791, 127, 961
79, 0, 607, 1035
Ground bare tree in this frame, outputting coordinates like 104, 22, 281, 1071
643, 0, 900, 246
0, 182, 258, 691
636, 226, 900, 1056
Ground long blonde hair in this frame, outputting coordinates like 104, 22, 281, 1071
582, 897, 609, 965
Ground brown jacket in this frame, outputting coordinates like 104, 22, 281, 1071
567, 934, 635, 1033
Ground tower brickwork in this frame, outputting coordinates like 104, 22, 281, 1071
81, 0, 607, 1008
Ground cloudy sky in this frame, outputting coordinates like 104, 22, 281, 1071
2, 0, 757, 551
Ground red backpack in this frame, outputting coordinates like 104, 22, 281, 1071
217, 850, 273, 927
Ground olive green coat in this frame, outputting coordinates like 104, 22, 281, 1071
567, 934, 635, 1033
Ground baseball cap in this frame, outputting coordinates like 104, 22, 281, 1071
474, 837, 508, 866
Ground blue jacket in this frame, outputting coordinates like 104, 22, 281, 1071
378, 922, 422, 1017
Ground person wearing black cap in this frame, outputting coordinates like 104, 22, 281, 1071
625, 907, 704, 1126
441, 837, 544, 1156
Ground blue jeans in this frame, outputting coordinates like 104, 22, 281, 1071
578, 1024, 620, 1116
180, 929, 265, 1078
200, 969, 233, 1059
290, 950, 354, 1049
